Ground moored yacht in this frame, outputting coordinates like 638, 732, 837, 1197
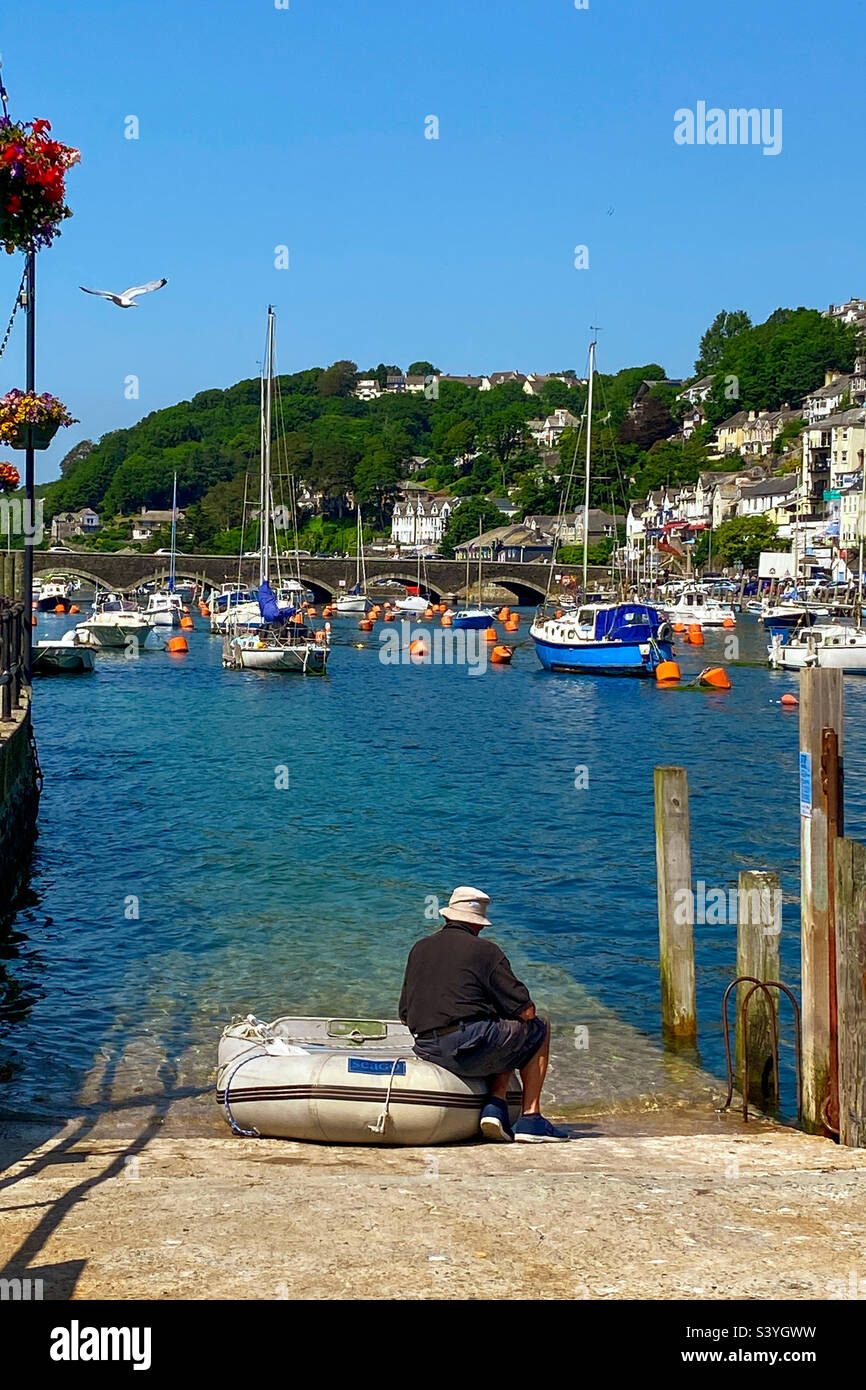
662, 587, 735, 628
531, 600, 674, 676
768, 623, 866, 671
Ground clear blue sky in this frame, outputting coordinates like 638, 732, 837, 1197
1, 0, 863, 481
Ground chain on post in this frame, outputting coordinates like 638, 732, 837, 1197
0, 265, 28, 363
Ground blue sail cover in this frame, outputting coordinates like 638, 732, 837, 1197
258, 579, 296, 623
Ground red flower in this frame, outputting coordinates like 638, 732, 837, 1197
31, 119, 52, 135
6, 196, 21, 213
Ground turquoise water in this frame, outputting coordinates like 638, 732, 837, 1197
2, 609, 865, 1120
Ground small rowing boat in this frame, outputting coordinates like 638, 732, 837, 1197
217, 1014, 521, 1144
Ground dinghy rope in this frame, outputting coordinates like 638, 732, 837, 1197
367, 1058, 402, 1135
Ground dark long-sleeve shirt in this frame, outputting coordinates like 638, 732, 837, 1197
398, 921, 533, 1034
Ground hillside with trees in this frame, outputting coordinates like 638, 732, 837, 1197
34, 299, 863, 554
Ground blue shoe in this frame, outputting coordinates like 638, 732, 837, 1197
513, 1113, 569, 1142
479, 1097, 514, 1143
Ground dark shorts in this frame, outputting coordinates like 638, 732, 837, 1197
413, 1016, 548, 1078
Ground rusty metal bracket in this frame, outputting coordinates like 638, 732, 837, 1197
719, 976, 802, 1123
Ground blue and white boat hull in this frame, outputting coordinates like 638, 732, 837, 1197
530, 602, 675, 677
531, 634, 673, 676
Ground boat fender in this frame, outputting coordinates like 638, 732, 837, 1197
658, 622, 673, 643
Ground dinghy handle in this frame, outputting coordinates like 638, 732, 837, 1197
222, 1053, 264, 1138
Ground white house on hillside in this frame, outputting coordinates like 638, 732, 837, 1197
391, 495, 454, 550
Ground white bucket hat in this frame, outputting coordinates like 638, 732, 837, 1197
440, 885, 491, 928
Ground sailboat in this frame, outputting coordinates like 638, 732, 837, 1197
140, 472, 183, 627
224, 308, 329, 676
453, 523, 496, 630
335, 508, 373, 614
395, 549, 432, 615
530, 337, 674, 676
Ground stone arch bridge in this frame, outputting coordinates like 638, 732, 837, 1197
34, 554, 609, 605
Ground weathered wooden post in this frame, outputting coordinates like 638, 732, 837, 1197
834, 838, 866, 1147
735, 870, 781, 1109
799, 668, 844, 1131
654, 765, 696, 1043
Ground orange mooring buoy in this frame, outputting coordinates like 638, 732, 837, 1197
505, 616, 519, 631
409, 637, 428, 658
654, 660, 681, 684
54, 603, 65, 613
69, 604, 80, 615
698, 666, 731, 690
723, 617, 735, 628
485, 627, 498, 643
180, 615, 194, 630
315, 629, 326, 641
490, 644, 513, 664
441, 614, 453, 627
167, 636, 188, 655
780, 692, 799, 708
672, 621, 685, 633
384, 610, 395, 621
688, 623, 704, 646
358, 618, 373, 631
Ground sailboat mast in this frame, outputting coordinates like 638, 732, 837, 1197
261, 307, 275, 587
582, 338, 596, 597
169, 471, 177, 593
857, 455, 866, 624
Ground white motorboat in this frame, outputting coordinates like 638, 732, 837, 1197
217, 1014, 522, 1145
141, 589, 183, 627
32, 630, 95, 674
76, 599, 155, 650
394, 595, 431, 615
663, 587, 735, 628
768, 624, 866, 671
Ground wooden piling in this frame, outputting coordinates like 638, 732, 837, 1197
654, 765, 696, 1043
834, 838, 866, 1147
799, 668, 844, 1131
735, 870, 781, 1110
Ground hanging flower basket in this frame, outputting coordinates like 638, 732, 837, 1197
0, 117, 80, 254
0, 390, 77, 450
0, 461, 20, 494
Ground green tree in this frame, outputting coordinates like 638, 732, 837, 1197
317, 359, 359, 398
711, 515, 787, 570
407, 360, 437, 376
695, 310, 753, 375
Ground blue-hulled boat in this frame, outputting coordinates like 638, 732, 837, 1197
530, 601, 674, 676
452, 607, 497, 630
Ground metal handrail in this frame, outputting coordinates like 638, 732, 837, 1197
720, 975, 802, 1124
0, 595, 27, 720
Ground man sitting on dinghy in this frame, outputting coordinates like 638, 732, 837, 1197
399, 886, 568, 1143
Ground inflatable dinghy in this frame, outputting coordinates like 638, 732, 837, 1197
217, 1014, 522, 1145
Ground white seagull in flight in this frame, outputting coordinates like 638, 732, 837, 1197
80, 277, 168, 308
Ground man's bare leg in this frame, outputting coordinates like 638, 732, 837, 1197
489, 1020, 550, 1112
517, 1020, 550, 1114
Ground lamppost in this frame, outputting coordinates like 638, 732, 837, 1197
22, 248, 35, 679
0, 66, 78, 677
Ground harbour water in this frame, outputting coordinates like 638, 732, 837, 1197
3, 609, 866, 1125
